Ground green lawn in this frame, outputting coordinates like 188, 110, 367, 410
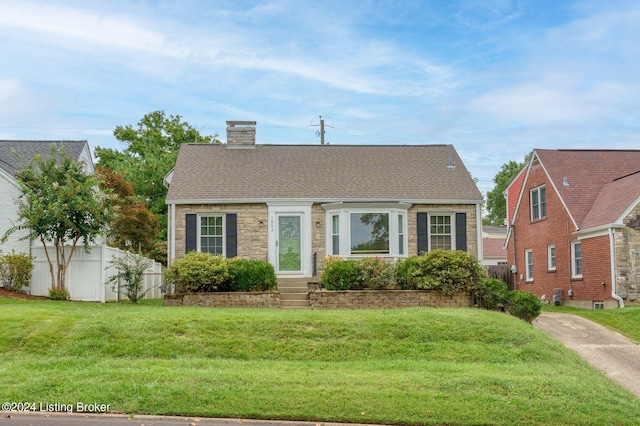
1, 298, 639, 425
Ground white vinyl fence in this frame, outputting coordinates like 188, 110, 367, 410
30, 244, 164, 302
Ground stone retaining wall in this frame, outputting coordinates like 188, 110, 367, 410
309, 290, 471, 309
164, 292, 280, 308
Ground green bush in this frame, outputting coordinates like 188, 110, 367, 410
356, 258, 397, 290
227, 259, 276, 292
48, 287, 69, 300
506, 290, 542, 323
105, 251, 152, 303
474, 278, 510, 311
165, 252, 230, 293
396, 250, 485, 296
321, 260, 361, 290
0, 250, 34, 292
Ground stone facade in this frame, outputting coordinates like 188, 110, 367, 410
615, 207, 640, 302
173, 204, 268, 261
164, 291, 280, 308
408, 204, 479, 257
309, 290, 472, 309
172, 202, 480, 279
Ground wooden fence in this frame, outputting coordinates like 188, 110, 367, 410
484, 265, 515, 290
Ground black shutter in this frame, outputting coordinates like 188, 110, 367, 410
417, 212, 428, 254
226, 213, 237, 258
185, 214, 197, 253
455, 212, 467, 251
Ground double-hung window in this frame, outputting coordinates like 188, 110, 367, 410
430, 215, 452, 250
548, 245, 556, 271
571, 241, 582, 278
531, 186, 546, 221
331, 214, 340, 255
525, 249, 534, 282
199, 215, 225, 255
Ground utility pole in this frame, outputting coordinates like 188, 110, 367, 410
309, 115, 332, 144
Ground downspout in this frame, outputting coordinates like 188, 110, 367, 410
608, 228, 625, 308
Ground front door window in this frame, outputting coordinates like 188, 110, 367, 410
278, 215, 302, 272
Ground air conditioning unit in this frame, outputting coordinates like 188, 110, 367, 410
552, 288, 563, 305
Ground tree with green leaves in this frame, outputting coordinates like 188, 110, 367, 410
94, 111, 219, 238
2, 144, 114, 298
483, 154, 531, 226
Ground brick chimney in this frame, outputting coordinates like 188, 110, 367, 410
226, 121, 256, 147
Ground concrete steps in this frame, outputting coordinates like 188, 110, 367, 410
278, 278, 313, 309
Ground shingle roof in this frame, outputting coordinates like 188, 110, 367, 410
0, 140, 88, 176
534, 149, 640, 229
483, 238, 507, 259
166, 144, 483, 203
581, 171, 640, 230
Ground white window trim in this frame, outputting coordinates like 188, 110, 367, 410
571, 241, 583, 279
530, 185, 546, 221
197, 214, 226, 256
525, 249, 534, 282
428, 213, 456, 252
547, 244, 556, 271
322, 203, 409, 258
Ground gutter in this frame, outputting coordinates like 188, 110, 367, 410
608, 228, 625, 308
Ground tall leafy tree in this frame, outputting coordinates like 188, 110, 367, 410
95, 111, 219, 237
3, 145, 114, 296
97, 166, 161, 261
484, 154, 531, 226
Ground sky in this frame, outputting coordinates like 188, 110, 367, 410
1, 0, 639, 196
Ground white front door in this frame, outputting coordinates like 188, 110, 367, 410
267, 203, 312, 277
277, 214, 302, 274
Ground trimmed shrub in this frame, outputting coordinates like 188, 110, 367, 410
48, 287, 69, 300
357, 257, 397, 290
396, 250, 485, 296
506, 290, 542, 323
321, 260, 361, 290
0, 250, 34, 292
165, 252, 230, 293
227, 259, 276, 292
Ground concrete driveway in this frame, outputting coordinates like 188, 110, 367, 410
533, 312, 640, 398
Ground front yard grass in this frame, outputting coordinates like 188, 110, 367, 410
1, 298, 639, 425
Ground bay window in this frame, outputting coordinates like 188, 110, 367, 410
323, 203, 409, 257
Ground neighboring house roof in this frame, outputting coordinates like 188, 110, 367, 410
505, 167, 526, 224
534, 149, 640, 230
0, 140, 89, 176
483, 238, 507, 259
482, 225, 508, 237
581, 171, 640, 231
166, 144, 483, 203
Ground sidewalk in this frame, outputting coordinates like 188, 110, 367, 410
533, 312, 640, 398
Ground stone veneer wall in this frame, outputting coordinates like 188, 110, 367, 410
616, 207, 640, 302
164, 292, 280, 308
408, 204, 479, 257
174, 203, 268, 261
309, 290, 472, 309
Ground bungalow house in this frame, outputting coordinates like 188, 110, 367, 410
164, 121, 484, 282
505, 149, 640, 309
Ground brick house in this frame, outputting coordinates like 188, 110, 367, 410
164, 121, 483, 281
505, 149, 640, 309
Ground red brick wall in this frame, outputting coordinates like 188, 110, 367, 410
506, 164, 613, 303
